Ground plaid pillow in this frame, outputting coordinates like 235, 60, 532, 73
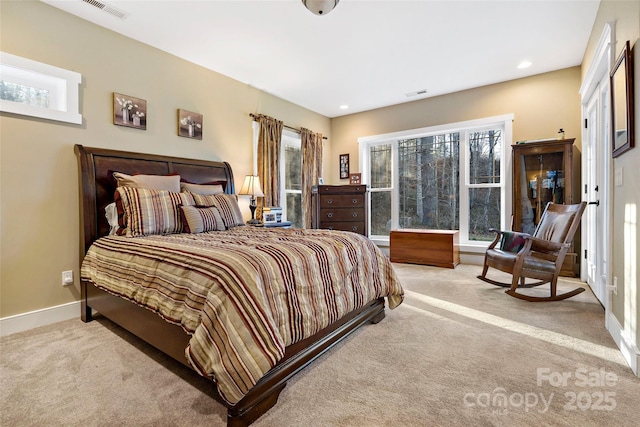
180, 205, 226, 233
116, 187, 195, 237
190, 193, 245, 229
500, 231, 529, 253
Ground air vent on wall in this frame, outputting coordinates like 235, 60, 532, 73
82, 0, 129, 19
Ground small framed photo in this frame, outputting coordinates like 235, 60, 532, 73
263, 213, 277, 224
318, 177, 324, 185
339, 153, 350, 179
114, 93, 146, 129
349, 173, 361, 185
178, 109, 203, 139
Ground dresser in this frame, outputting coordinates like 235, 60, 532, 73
312, 185, 368, 236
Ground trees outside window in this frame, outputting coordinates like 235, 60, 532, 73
281, 131, 303, 227
360, 115, 512, 247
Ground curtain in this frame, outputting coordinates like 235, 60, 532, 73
301, 128, 323, 228
255, 114, 283, 219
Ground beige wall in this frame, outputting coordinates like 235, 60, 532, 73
582, 0, 640, 351
330, 67, 583, 263
0, 1, 329, 318
329, 67, 583, 184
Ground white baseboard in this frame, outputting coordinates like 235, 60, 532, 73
606, 311, 640, 376
460, 253, 483, 265
0, 301, 80, 337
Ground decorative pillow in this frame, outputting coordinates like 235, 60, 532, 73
500, 231, 529, 253
180, 205, 226, 233
113, 172, 181, 193
116, 186, 195, 237
180, 182, 224, 195
105, 202, 119, 235
191, 193, 245, 229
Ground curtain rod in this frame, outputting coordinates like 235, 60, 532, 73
250, 113, 327, 140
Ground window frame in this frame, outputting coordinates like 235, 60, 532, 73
0, 52, 82, 124
280, 129, 302, 225
358, 114, 514, 252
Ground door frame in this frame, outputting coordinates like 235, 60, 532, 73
579, 22, 614, 310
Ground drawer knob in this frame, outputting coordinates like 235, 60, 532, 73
352, 212, 358, 218
327, 212, 334, 218
352, 199, 358, 204
327, 199, 333, 204
352, 226, 358, 231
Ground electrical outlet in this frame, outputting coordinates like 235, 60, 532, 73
62, 270, 73, 286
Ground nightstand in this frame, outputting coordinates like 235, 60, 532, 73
249, 221, 292, 228
264, 221, 292, 228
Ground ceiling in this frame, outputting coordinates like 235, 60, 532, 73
42, 0, 600, 118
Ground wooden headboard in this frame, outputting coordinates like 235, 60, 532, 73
74, 144, 235, 258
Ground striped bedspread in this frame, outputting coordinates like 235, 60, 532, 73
80, 227, 403, 404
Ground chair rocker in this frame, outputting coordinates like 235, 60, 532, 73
477, 202, 587, 302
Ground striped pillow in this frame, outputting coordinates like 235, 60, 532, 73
191, 193, 245, 229
116, 187, 195, 237
180, 205, 226, 233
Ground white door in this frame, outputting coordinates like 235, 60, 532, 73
583, 78, 609, 305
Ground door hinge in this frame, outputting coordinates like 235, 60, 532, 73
584, 184, 588, 194
584, 249, 587, 259
584, 118, 588, 128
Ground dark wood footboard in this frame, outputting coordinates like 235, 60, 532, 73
82, 279, 385, 426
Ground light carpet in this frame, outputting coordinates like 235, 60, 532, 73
1, 263, 639, 426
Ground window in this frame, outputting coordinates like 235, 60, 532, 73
0, 52, 82, 124
281, 129, 303, 227
359, 115, 513, 250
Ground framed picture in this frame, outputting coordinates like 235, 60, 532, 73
349, 173, 361, 185
178, 109, 203, 139
339, 153, 350, 179
263, 213, 277, 224
318, 177, 324, 185
114, 93, 146, 129
610, 40, 634, 158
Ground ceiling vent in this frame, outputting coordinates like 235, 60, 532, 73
406, 89, 428, 98
81, 0, 129, 19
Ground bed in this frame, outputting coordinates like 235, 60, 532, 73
75, 144, 403, 426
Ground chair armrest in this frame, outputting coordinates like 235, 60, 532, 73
487, 228, 504, 249
487, 229, 531, 251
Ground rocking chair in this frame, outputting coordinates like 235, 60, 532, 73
477, 202, 587, 301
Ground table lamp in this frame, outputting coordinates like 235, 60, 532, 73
238, 175, 265, 225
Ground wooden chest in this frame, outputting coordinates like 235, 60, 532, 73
390, 229, 460, 269
312, 185, 368, 236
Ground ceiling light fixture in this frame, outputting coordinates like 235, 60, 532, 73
302, 0, 340, 16
517, 61, 532, 69
339, 105, 349, 110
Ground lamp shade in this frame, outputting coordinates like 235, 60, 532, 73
238, 175, 264, 197
302, 0, 339, 16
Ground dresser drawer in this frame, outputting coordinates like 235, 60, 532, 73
319, 208, 364, 222
319, 221, 366, 234
319, 194, 364, 208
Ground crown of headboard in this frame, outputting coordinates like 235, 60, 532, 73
74, 144, 235, 258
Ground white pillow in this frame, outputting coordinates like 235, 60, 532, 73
105, 202, 119, 235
